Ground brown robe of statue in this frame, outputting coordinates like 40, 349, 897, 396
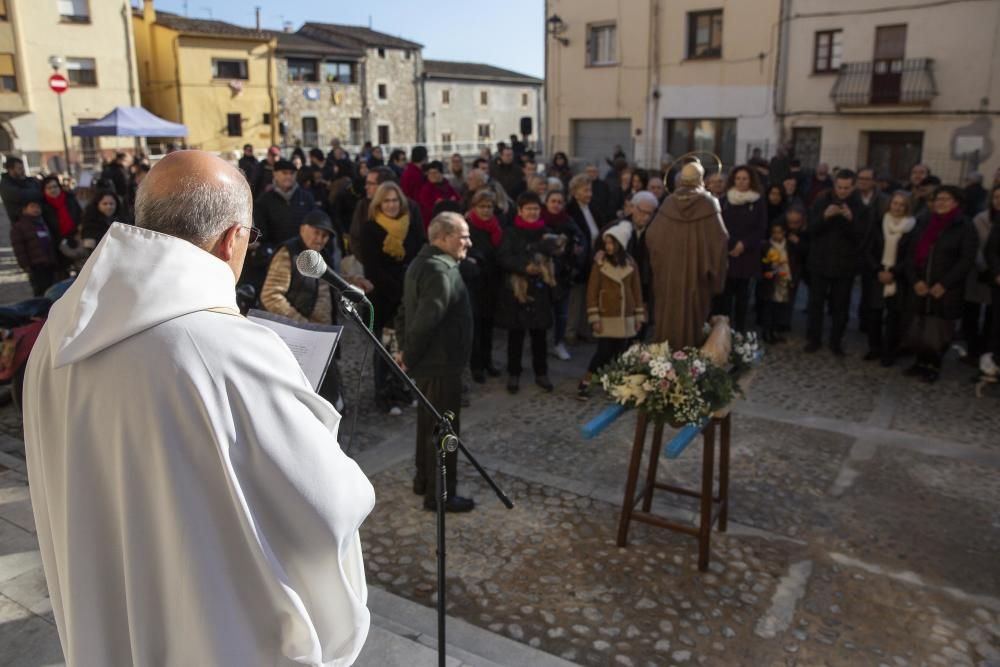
645, 186, 729, 348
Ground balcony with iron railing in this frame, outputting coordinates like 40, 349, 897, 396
830, 58, 937, 108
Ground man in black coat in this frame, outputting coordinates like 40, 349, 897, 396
395, 212, 475, 512
805, 169, 864, 355
0, 157, 40, 222
252, 145, 281, 198
855, 166, 890, 333
237, 144, 258, 186
100, 153, 130, 200
491, 146, 523, 199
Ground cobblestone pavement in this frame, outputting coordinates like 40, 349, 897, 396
0, 230, 998, 665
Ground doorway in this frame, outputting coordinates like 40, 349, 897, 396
867, 131, 922, 182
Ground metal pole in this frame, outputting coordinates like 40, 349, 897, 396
57, 93, 71, 176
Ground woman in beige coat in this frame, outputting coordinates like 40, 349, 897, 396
578, 221, 646, 399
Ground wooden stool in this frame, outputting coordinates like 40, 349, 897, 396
616, 412, 731, 571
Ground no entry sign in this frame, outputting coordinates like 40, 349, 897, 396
49, 74, 68, 94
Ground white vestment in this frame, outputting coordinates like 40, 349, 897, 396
23, 223, 375, 666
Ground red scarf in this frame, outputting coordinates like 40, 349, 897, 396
43, 190, 75, 237
514, 215, 545, 231
467, 210, 502, 247
914, 207, 961, 268
541, 208, 570, 229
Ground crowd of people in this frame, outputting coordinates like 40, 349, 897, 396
4, 139, 1000, 402
227, 137, 1000, 396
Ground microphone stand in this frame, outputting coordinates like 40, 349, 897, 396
333, 291, 514, 667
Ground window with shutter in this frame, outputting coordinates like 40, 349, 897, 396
0, 54, 16, 92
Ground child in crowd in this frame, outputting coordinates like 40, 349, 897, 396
10, 197, 58, 296
577, 221, 646, 399
760, 222, 794, 343
776, 202, 808, 333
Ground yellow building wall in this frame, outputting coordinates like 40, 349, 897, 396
545, 0, 649, 159
6, 0, 139, 167
174, 36, 275, 153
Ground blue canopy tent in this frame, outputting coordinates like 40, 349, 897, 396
70, 106, 187, 138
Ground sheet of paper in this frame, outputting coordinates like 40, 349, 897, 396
247, 310, 342, 391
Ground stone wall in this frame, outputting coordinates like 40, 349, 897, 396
363, 47, 421, 146
276, 58, 365, 149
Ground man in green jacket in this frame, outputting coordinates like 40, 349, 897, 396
396, 212, 475, 511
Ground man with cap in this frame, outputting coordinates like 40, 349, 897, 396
417, 160, 461, 225
0, 156, 41, 223
261, 209, 371, 410
254, 158, 317, 248
241, 157, 317, 299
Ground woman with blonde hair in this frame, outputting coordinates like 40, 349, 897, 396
358, 181, 425, 413
863, 191, 917, 365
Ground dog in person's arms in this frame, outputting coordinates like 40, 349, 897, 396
511, 233, 567, 304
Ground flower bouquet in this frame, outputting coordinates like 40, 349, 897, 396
598, 342, 736, 427
596, 320, 762, 428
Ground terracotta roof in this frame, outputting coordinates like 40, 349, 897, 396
154, 10, 271, 40
300, 23, 422, 51
268, 31, 362, 58
423, 60, 542, 85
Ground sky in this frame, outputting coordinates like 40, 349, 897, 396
150, 0, 545, 78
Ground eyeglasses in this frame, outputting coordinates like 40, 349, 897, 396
242, 225, 261, 244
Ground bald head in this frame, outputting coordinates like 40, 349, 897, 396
136, 150, 252, 248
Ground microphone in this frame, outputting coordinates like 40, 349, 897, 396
295, 249, 367, 304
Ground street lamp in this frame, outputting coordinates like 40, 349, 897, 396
547, 15, 569, 46
48, 56, 72, 175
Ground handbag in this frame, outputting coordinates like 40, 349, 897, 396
902, 309, 952, 358
902, 246, 952, 358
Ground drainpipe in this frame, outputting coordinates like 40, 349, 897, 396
773, 0, 791, 145
646, 0, 662, 168
121, 1, 140, 155
267, 38, 277, 145
172, 35, 183, 127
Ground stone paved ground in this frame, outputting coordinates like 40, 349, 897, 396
0, 209, 998, 665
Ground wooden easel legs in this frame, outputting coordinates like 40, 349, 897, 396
616, 413, 732, 571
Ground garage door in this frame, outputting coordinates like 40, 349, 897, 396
572, 119, 631, 165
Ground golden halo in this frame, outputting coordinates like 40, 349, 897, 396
664, 151, 723, 193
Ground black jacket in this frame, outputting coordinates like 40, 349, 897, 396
396, 244, 473, 379
720, 196, 769, 280
986, 219, 1000, 281
807, 191, 866, 279
0, 173, 40, 222
253, 185, 316, 247
238, 155, 259, 187
496, 223, 555, 330
566, 199, 599, 283
357, 214, 425, 330
492, 162, 523, 200
862, 217, 917, 312
903, 213, 978, 320
41, 191, 82, 241
466, 221, 503, 315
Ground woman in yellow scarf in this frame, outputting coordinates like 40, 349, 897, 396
358, 180, 423, 414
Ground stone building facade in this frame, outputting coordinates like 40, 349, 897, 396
422, 60, 542, 158
297, 23, 423, 148
272, 31, 363, 150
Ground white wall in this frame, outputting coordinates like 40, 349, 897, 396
657, 84, 777, 163
424, 79, 540, 155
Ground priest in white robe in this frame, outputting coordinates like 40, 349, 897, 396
23, 150, 375, 666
